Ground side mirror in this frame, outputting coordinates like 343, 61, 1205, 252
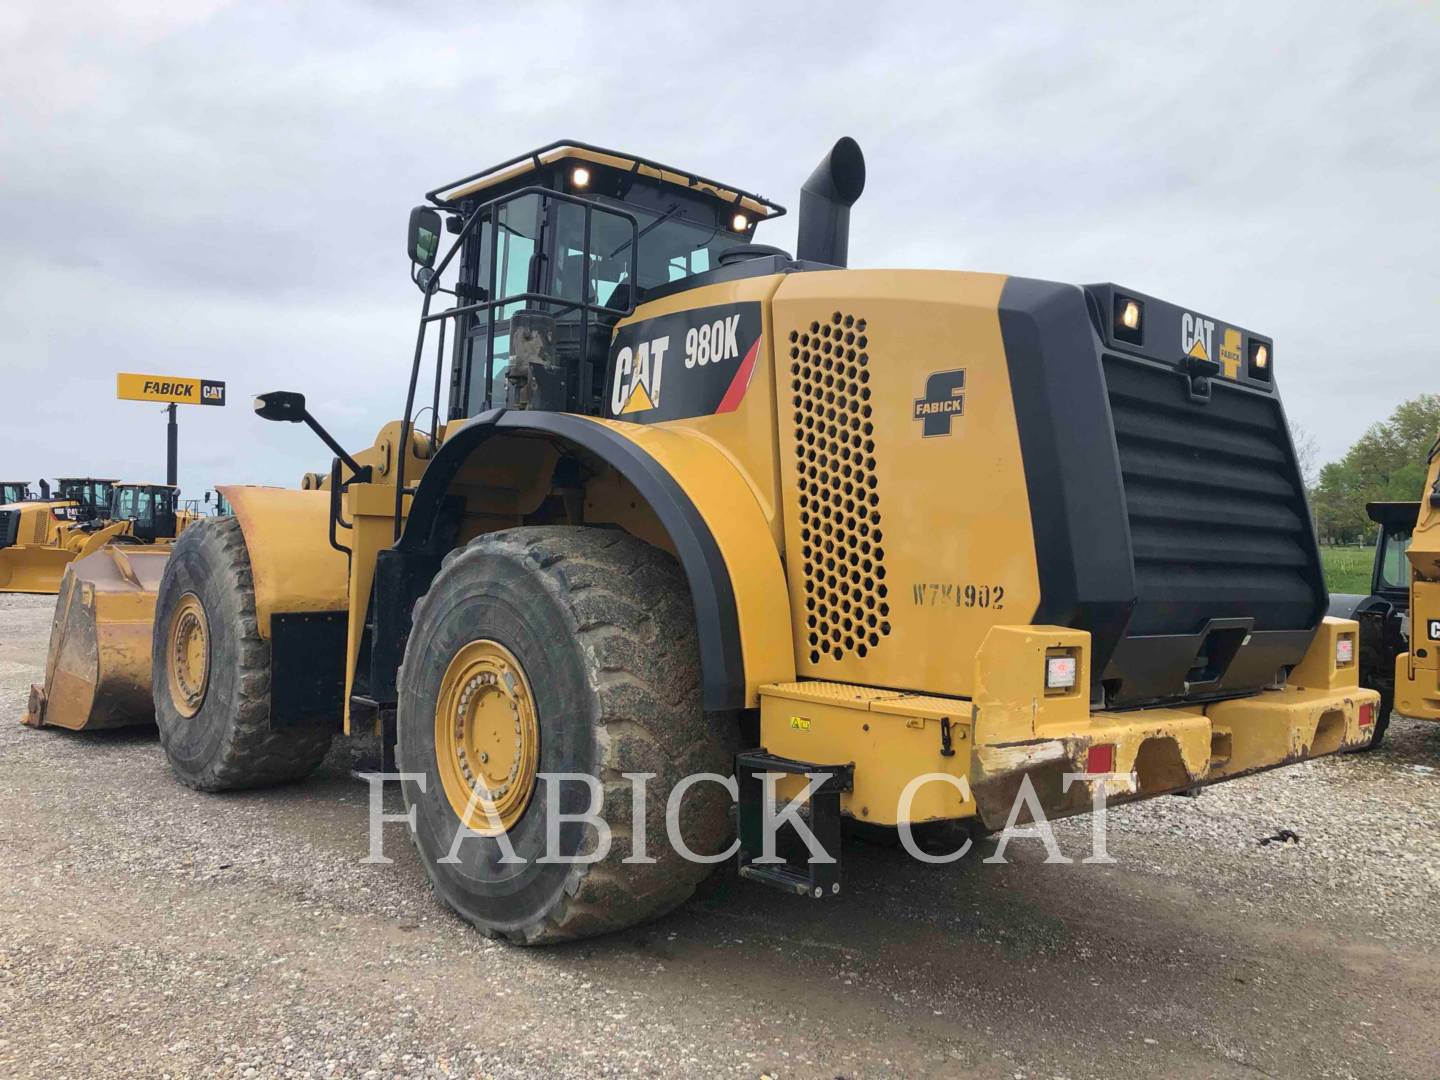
203, 491, 211, 504
408, 207, 442, 269
253, 390, 307, 423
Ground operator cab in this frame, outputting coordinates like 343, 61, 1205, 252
0, 482, 33, 506
1367, 501, 1420, 607
412, 142, 786, 420
112, 482, 179, 541
53, 478, 118, 522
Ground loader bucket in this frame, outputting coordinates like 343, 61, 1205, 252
21, 545, 170, 731
0, 545, 82, 595
0, 521, 135, 595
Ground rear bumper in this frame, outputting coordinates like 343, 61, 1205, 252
969, 683, 1378, 828
758, 620, 1378, 830
967, 618, 1378, 828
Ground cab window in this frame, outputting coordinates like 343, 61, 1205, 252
1378, 526, 1412, 591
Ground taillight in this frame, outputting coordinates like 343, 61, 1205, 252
1359, 703, 1376, 728
1087, 744, 1115, 774
1336, 635, 1355, 666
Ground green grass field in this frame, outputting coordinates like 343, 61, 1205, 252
1320, 545, 1373, 594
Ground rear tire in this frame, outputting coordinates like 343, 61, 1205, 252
397, 526, 736, 945
152, 517, 333, 790
1360, 689, 1394, 750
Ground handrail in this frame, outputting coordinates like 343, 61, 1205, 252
393, 185, 641, 540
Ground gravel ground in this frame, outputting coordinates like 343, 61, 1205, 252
2, 591, 1438, 1079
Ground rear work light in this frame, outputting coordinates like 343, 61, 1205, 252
1359, 702, 1377, 728
1113, 295, 1143, 344
1045, 654, 1077, 691
1336, 636, 1355, 665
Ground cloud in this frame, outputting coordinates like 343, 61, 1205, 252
0, 0, 1435, 498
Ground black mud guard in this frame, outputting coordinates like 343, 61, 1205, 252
371, 408, 745, 712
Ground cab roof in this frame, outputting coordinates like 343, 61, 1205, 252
428, 140, 786, 220
1366, 500, 1421, 527
55, 477, 118, 484
116, 481, 178, 489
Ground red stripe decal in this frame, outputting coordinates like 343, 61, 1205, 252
715, 337, 761, 414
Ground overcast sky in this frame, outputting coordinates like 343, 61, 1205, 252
1, 1, 1435, 498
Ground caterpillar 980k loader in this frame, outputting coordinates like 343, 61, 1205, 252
28, 139, 1378, 943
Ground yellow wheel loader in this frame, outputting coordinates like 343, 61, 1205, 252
30, 139, 1378, 943
0, 480, 195, 595
0, 477, 129, 594
1393, 438, 1440, 723
0, 482, 35, 504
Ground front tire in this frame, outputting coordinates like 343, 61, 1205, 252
152, 517, 333, 790
396, 526, 736, 945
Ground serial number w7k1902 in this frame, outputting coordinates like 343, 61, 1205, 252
912, 583, 1006, 609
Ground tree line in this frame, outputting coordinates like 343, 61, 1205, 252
1307, 394, 1438, 545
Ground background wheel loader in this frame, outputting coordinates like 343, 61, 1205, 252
1, 477, 128, 594
1328, 498, 1419, 744
29, 138, 1379, 944
0, 481, 35, 504
1327, 435, 1440, 743
0, 480, 196, 594
1394, 442, 1440, 723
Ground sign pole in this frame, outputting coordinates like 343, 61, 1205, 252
116, 373, 226, 489
166, 403, 178, 486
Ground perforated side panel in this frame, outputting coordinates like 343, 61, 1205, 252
786, 311, 891, 663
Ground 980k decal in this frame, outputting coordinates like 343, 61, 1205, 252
607, 302, 763, 423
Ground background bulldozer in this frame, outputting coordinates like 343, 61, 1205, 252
28, 138, 1378, 944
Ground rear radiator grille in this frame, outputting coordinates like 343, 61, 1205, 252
1103, 356, 1320, 636
788, 311, 891, 663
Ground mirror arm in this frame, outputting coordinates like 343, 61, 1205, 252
300, 413, 365, 478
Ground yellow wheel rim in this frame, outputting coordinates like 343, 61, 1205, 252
435, 639, 540, 836
167, 593, 210, 718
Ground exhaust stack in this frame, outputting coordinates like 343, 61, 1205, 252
795, 137, 866, 268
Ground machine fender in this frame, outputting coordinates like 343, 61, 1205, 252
220, 485, 348, 636
393, 408, 792, 710
1325, 592, 1370, 621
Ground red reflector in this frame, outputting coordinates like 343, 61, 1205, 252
1359, 703, 1376, 728
1087, 744, 1115, 774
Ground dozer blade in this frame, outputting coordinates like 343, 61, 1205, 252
22, 545, 170, 731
